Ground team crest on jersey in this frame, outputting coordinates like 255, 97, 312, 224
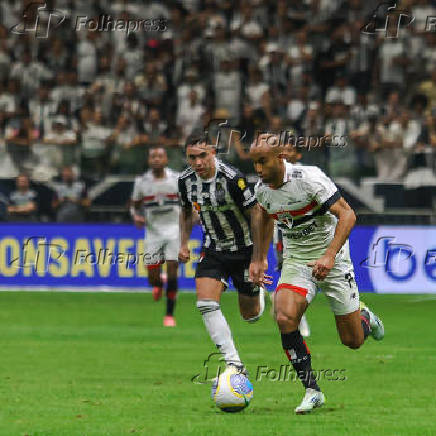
277, 210, 294, 229
237, 178, 246, 190
215, 182, 226, 202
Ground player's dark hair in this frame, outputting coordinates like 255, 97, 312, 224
184, 131, 209, 151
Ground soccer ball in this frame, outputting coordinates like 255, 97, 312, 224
211, 368, 254, 412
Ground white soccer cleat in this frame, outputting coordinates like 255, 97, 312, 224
295, 388, 325, 415
360, 301, 384, 341
299, 314, 311, 337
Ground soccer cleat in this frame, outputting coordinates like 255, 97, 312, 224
299, 314, 311, 337
295, 388, 325, 415
360, 301, 384, 341
163, 315, 176, 327
152, 286, 163, 301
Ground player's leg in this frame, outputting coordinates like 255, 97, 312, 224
276, 261, 325, 414
195, 251, 242, 368
162, 237, 180, 326
335, 310, 365, 349
147, 264, 163, 301
163, 260, 178, 326
229, 247, 265, 322
274, 230, 310, 336
144, 237, 164, 301
323, 262, 384, 348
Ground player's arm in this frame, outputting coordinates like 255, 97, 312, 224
251, 204, 274, 265
248, 203, 274, 286
179, 205, 193, 263
130, 178, 146, 228
178, 178, 193, 263
131, 200, 145, 228
308, 197, 356, 280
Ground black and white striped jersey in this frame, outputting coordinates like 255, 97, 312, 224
178, 159, 257, 252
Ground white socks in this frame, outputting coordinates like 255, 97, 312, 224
196, 299, 241, 365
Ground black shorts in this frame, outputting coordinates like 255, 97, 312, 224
195, 246, 258, 295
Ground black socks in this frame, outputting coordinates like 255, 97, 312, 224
281, 330, 320, 391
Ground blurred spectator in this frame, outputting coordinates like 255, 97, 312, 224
245, 66, 270, 120
5, 113, 33, 173
286, 30, 313, 90
43, 116, 78, 171
373, 110, 421, 181
376, 27, 409, 97
418, 70, 436, 112
0, 79, 19, 122
177, 67, 206, 118
7, 174, 37, 221
107, 113, 143, 174
10, 50, 52, 99
77, 32, 98, 85
213, 59, 242, 124
324, 101, 358, 178
28, 83, 57, 139
134, 61, 167, 107
325, 75, 356, 107
123, 34, 144, 81
176, 89, 205, 141
80, 109, 112, 178
52, 166, 90, 222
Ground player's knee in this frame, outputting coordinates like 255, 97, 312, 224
276, 311, 300, 331
341, 336, 363, 350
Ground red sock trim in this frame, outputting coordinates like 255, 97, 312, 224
360, 315, 370, 329
147, 263, 162, 270
167, 290, 177, 300
275, 283, 308, 298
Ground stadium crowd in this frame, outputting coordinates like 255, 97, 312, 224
1, 0, 436, 220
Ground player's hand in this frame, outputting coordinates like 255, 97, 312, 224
133, 215, 145, 229
178, 245, 190, 263
249, 260, 273, 286
307, 254, 335, 281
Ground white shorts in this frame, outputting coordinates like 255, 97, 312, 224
276, 257, 360, 316
144, 233, 179, 265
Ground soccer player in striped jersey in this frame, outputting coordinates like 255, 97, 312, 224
131, 147, 180, 327
178, 133, 268, 375
250, 133, 384, 414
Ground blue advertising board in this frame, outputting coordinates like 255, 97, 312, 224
0, 224, 435, 292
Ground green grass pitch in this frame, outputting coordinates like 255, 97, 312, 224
0, 291, 435, 436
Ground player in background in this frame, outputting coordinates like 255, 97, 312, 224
274, 144, 310, 337
131, 147, 180, 327
250, 133, 384, 414
178, 133, 268, 375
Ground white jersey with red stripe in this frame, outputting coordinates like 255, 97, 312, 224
255, 161, 342, 262
132, 168, 180, 237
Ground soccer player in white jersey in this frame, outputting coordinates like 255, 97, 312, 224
250, 133, 384, 414
275, 144, 310, 337
131, 147, 180, 327
178, 133, 269, 376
